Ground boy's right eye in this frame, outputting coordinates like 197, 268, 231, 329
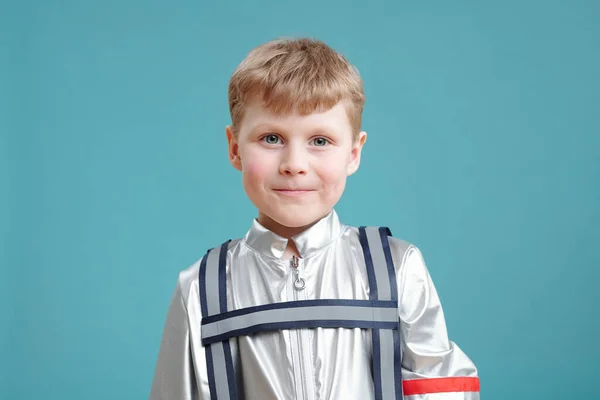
262, 134, 282, 145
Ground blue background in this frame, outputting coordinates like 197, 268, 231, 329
2, 1, 599, 399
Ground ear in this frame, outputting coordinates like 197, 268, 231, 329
226, 125, 242, 171
347, 131, 367, 176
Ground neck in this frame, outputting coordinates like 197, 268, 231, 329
256, 212, 319, 240
256, 212, 321, 259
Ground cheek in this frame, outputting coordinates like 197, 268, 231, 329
241, 148, 275, 184
244, 162, 269, 180
316, 153, 350, 190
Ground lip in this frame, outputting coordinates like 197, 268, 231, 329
273, 189, 314, 196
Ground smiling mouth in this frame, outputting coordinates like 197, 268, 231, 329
273, 189, 314, 196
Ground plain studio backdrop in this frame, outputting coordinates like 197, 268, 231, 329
1, 1, 598, 399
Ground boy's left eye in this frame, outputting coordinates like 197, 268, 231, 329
312, 137, 330, 146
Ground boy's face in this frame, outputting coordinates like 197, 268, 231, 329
226, 100, 366, 232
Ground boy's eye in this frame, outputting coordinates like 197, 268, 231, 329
262, 134, 281, 145
312, 137, 330, 146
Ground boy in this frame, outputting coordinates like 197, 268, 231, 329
150, 37, 479, 399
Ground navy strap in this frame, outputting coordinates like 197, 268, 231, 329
199, 241, 238, 400
199, 227, 402, 400
201, 299, 398, 345
359, 226, 403, 400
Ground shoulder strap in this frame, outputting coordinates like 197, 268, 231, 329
199, 240, 238, 400
359, 226, 403, 400
358, 226, 398, 302
198, 228, 403, 400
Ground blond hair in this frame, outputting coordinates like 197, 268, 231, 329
228, 37, 365, 140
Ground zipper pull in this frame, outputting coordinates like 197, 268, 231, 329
291, 255, 306, 291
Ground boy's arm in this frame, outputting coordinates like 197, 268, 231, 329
149, 273, 206, 400
394, 243, 480, 399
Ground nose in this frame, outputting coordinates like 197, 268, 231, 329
279, 144, 308, 176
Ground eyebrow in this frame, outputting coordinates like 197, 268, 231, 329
309, 127, 338, 137
250, 123, 284, 134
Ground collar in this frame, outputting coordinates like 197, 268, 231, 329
243, 209, 343, 259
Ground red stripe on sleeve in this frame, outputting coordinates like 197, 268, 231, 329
403, 377, 480, 395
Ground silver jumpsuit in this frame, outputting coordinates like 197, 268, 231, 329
150, 210, 480, 399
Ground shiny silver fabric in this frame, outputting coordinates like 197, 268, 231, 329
149, 210, 479, 399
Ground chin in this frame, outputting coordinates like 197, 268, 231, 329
267, 207, 328, 229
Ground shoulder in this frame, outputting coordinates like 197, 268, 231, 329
347, 226, 434, 321
174, 238, 244, 301
345, 225, 422, 273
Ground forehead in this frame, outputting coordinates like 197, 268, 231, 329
239, 100, 353, 136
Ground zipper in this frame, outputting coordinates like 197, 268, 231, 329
291, 255, 306, 291
289, 255, 315, 400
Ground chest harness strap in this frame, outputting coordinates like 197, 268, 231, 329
198, 226, 403, 400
